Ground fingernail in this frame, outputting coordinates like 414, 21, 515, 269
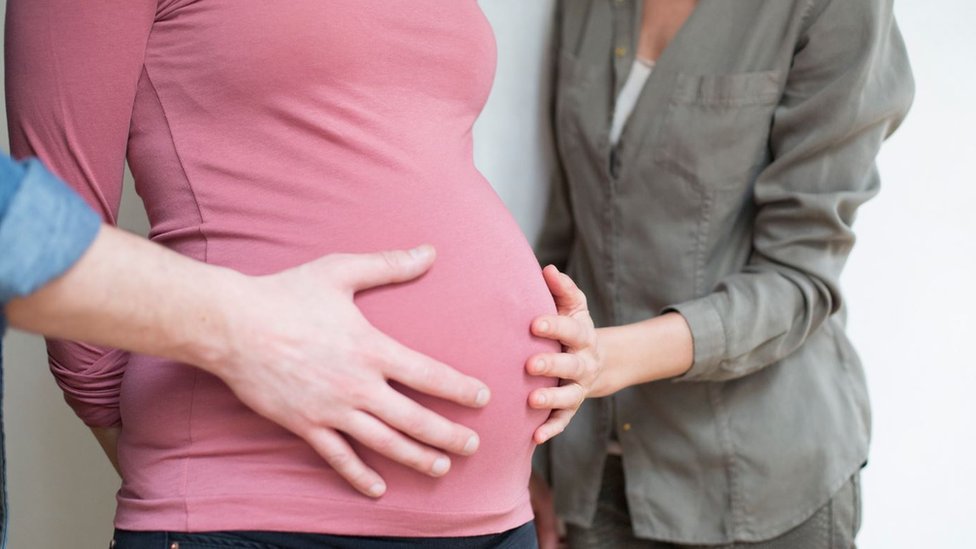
533, 358, 545, 373
463, 435, 479, 455
432, 457, 451, 476
535, 393, 547, 406
537, 320, 550, 333
475, 388, 490, 407
410, 245, 433, 260
368, 482, 386, 497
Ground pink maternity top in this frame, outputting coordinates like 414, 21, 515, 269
6, 0, 558, 536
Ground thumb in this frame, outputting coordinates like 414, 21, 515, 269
542, 265, 587, 315
332, 245, 436, 292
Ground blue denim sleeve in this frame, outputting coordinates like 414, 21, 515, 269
0, 157, 102, 306
0, 155, 26, 222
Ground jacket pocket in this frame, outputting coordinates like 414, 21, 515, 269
654, 71, 782, 190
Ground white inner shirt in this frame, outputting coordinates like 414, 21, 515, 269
609, 58, 655, 146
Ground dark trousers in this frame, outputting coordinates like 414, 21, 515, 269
566, 456, 861, 549
111, 522, 537, 549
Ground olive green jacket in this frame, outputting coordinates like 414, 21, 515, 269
535, 0, 913, 543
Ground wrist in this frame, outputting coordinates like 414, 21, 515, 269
589, 326, 623, 397
175, 266, 250, 377
590, 315, 694, 395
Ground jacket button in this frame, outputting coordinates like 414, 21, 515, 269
170, 543, 180, 549
615, 46, 627, 58
621, 423, 632, 432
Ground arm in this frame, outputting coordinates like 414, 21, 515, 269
663, 0, 914, 383
6, 0, 157, 429
530, 0, 914, 392
5, 223, 491, 496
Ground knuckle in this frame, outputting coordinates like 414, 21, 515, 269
407, 452, 431, 471
563, 316, 577, 333
573, 355, 586, 379
362, 345, 389, 369
585, 328, 598, 348
348, 468, 375, 490
393, 444, 428, 470
363, 341, 399, 372
344, 379, 373, 406
412, 361, 440, 391
575, 384, 587, 407
324, 449, 353, 472
574, 288, 588, 306
381, 250, 406, 272
372, 433, 399, 454
417, 361, 435, 384
305, 407, 333, 427
402, 414, 431, 440
321, 254, 345, 272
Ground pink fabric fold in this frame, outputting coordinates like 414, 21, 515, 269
47, 341, 128, 427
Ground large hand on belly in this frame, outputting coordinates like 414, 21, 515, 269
219, 246, 490, 497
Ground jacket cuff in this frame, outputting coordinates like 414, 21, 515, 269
662, 296, 727, 382
0, 159, 101, 304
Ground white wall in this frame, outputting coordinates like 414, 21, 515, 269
2, 1, 973, 548
474, 0, 558, 241
848, 2, 976, 547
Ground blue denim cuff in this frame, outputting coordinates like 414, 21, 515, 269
0, 156, 27, 223
0, 159, 101, 304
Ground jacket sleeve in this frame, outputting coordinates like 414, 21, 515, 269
5, 0, 157, 426
665, 0, 914, 382
534, 2, 576, 271
0, 158, 100, 306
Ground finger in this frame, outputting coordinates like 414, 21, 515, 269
542, 265, 587, 315
532, 315, 589, 350
377, 335, 491, 408
304, 428, 387, 498
530, 477, 561, 549
330, 246, 437, 292
528, 383, 586, 411
535, 512, 561, 549
344, 411, 453, 478
533, 409, 576, 444
365, 387, 480, 457
526, 352, 586, 381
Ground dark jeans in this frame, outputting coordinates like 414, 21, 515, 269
566, 455, 861, 549
111, 522, 537, 549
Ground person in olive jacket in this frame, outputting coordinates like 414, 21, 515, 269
527, 0, 914, 547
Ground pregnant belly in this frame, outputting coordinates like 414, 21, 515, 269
350, 215, 559, 508
117, 181, 558, 525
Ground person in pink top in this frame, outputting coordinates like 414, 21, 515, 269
5, 1, 602, 547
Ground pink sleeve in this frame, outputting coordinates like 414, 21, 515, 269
6, 0, 157, 427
